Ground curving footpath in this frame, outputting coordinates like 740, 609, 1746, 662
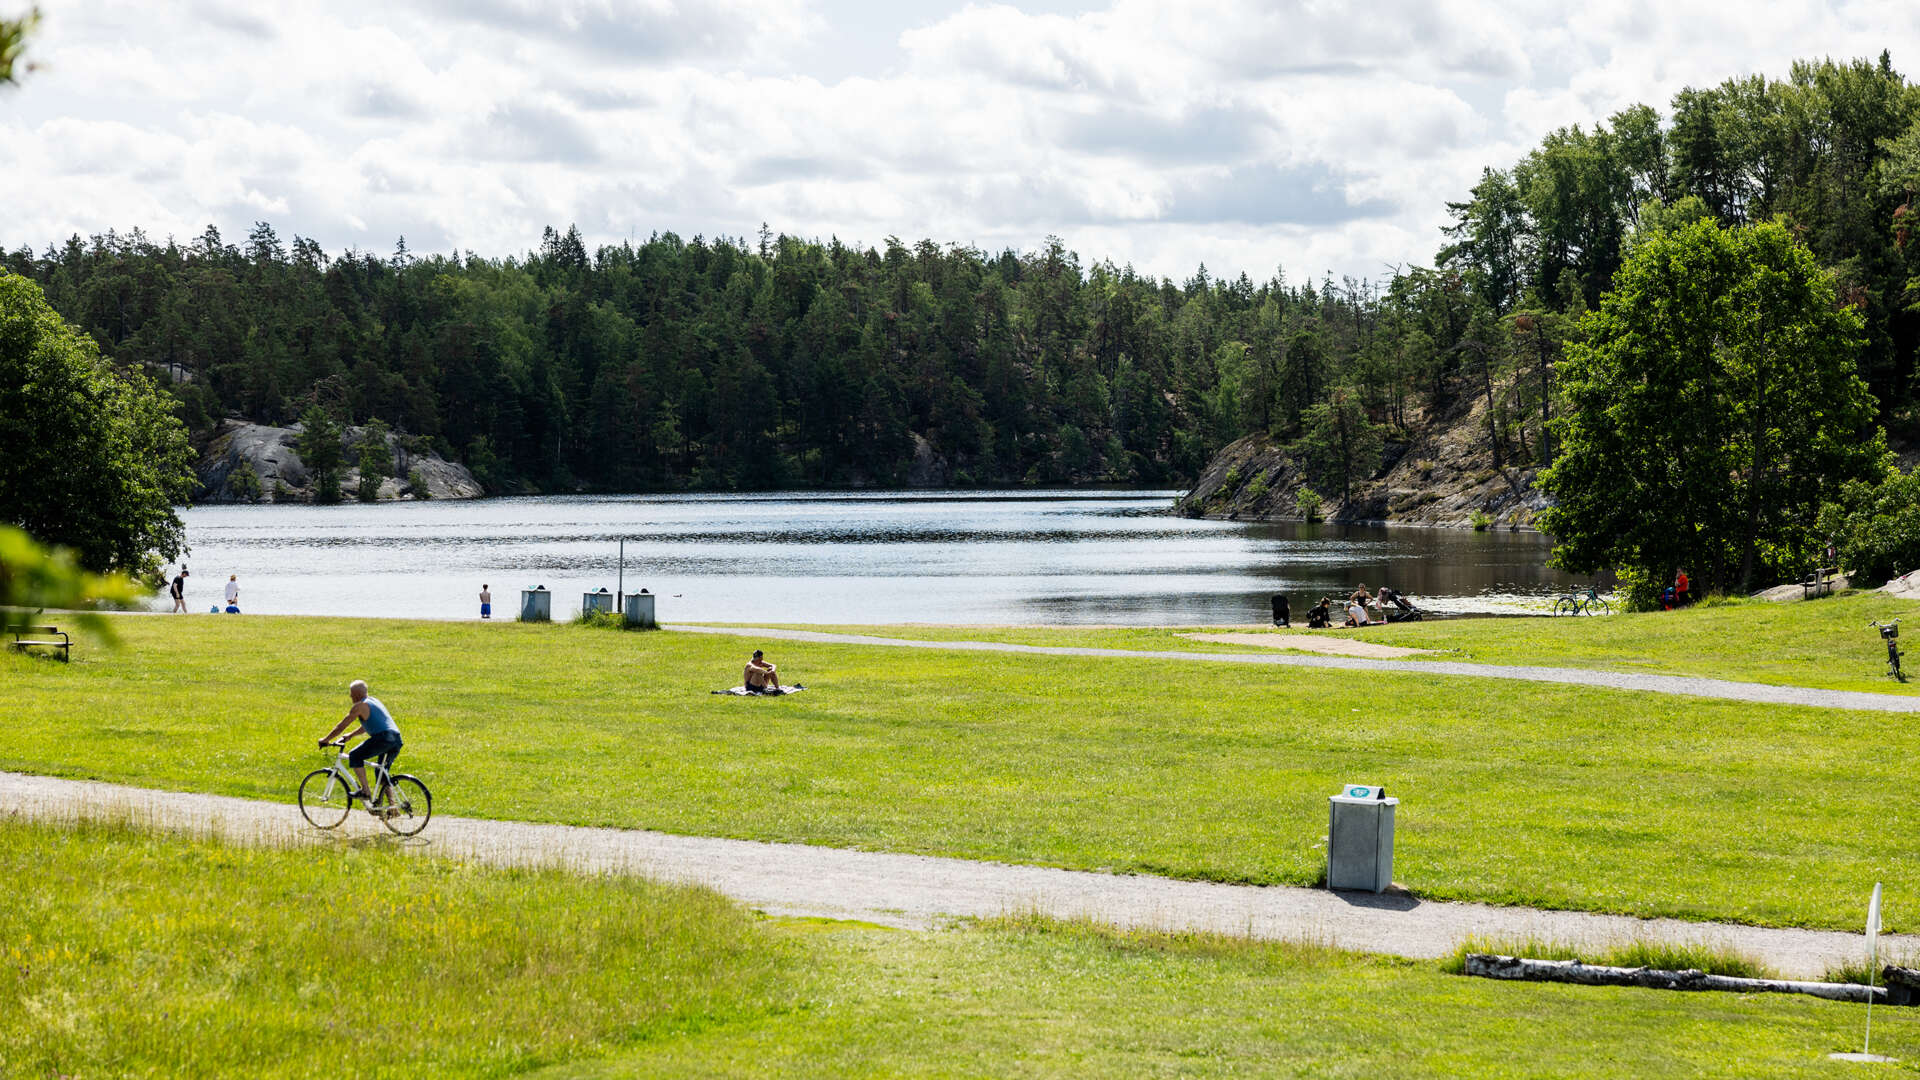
677, 625, 1920, 714
0, 771, 1895, 979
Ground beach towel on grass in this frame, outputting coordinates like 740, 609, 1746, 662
712, 685, 807, 696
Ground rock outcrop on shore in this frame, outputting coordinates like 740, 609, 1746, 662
196, 419, 484, 503
1177, 391, 1553, 529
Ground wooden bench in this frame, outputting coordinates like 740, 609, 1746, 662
1801, 567, 1839, 600
9, 625, 71, 662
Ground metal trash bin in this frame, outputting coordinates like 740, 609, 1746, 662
623, 588, 656, 630
1327, 783, 1397, 892
519, 585, 551, 622
582, 588, 613, 616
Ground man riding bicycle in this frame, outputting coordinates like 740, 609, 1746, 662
318, 680, 403, 807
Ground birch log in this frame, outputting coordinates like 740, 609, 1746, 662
1463, 954, 1890, 1004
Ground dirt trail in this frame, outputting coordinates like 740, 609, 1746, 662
1, 771, 1892, 979
678, 625, 1920, 714
1178, 631, 1436, 658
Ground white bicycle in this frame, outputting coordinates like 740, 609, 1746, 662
298, 740, 433, 836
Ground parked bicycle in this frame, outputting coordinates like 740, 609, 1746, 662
1869, 619, 1904, 682
1553, 586, 1611, 617
299, 739, 433, 835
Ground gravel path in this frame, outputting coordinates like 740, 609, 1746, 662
2, 771, 1893, 979
679, 625, 1920, 714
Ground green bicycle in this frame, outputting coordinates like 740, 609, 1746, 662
1553, 586, 1611, 617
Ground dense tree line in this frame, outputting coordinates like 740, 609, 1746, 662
5, 53, 1918, 506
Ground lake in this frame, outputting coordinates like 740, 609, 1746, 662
163, 491, 1588, 624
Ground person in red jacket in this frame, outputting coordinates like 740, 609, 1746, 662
1674, 569, 1691, 607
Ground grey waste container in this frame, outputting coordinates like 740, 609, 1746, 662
623, 589, 657, 630
582, 588, 613, 616
519, 585, 551, 622
1327, 783, 1397, 893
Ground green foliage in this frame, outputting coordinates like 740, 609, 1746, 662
295, 403, 341, 504
1292, 386, 1383, 504
1469, 508, 1492, 531
0, 525, 143, 637
1241, 471, 1269, 504
407, 467, 430, 498
227, 459, 261, 503
0, 273, 196, 575
1818, 461, 1920, 582
1539, 219, 1885, 595
1294, 486, 1322, 522
0, 6, 36, 86
355, 417, 391, 502
576, 606, 623, 629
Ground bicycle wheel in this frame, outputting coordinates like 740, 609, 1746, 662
298, 769, 353, 829
1586, 598, 1611, 616
1552, 597, 1576, 616
379, 775, 433, 836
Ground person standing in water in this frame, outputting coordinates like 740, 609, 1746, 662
480, 584, 492, 620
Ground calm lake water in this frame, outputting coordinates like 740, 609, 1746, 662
163, 491, 1588, 624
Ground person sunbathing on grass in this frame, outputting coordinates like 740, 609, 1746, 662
744, 650, 781, 694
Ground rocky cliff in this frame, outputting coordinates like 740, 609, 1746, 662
1177, 393, 1552, 529
196, 420, 484, 503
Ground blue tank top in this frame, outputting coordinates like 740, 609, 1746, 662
362, 696, 398, 737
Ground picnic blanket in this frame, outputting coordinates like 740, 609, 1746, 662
712, 685, 807, 696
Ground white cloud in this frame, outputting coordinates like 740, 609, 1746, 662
2, 0, 1916, 279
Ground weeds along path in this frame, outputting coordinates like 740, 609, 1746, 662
677, 626, 1920, 714
1, 771, 1896, 979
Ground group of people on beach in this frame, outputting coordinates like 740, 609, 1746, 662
161, 567, 243, 613
1303, 583, 1414, 629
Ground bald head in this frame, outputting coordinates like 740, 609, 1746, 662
348, 680, 368, 701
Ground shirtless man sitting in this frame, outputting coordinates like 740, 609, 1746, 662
744, 650, 780, 693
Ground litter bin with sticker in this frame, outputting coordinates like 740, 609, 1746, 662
623, 588, 657, 630
1327, 783, 1397, 893
519, 585, 552, 623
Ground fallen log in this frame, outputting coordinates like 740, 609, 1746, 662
1463, 954, 1890, 1004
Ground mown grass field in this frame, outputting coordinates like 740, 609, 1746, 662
6, 818, 1910, 1079
3, 612, 1913, 929
754, 589, 1920, 695
1, 817, 798, 1078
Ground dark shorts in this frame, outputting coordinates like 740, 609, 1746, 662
349, 731, 403, 768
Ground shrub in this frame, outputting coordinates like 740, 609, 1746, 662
408, 469, 431, 499
1243, 472, 1270, 504
1295, 487, 1323, 522
1469, 508, 1491, 531
576, 607, 624, 629
1818, 464, 1920, 584
228, 461, 261, 503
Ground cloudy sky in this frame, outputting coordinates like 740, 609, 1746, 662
4, 1, 1916, 282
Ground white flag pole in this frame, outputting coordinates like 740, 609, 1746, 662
1865, 882, 1883, 1056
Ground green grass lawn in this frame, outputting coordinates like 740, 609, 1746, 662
7, 819, 1909, 1079
748, 588, 1920, 695
5, 614, 1915, 930
1, 817, 799, 1078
